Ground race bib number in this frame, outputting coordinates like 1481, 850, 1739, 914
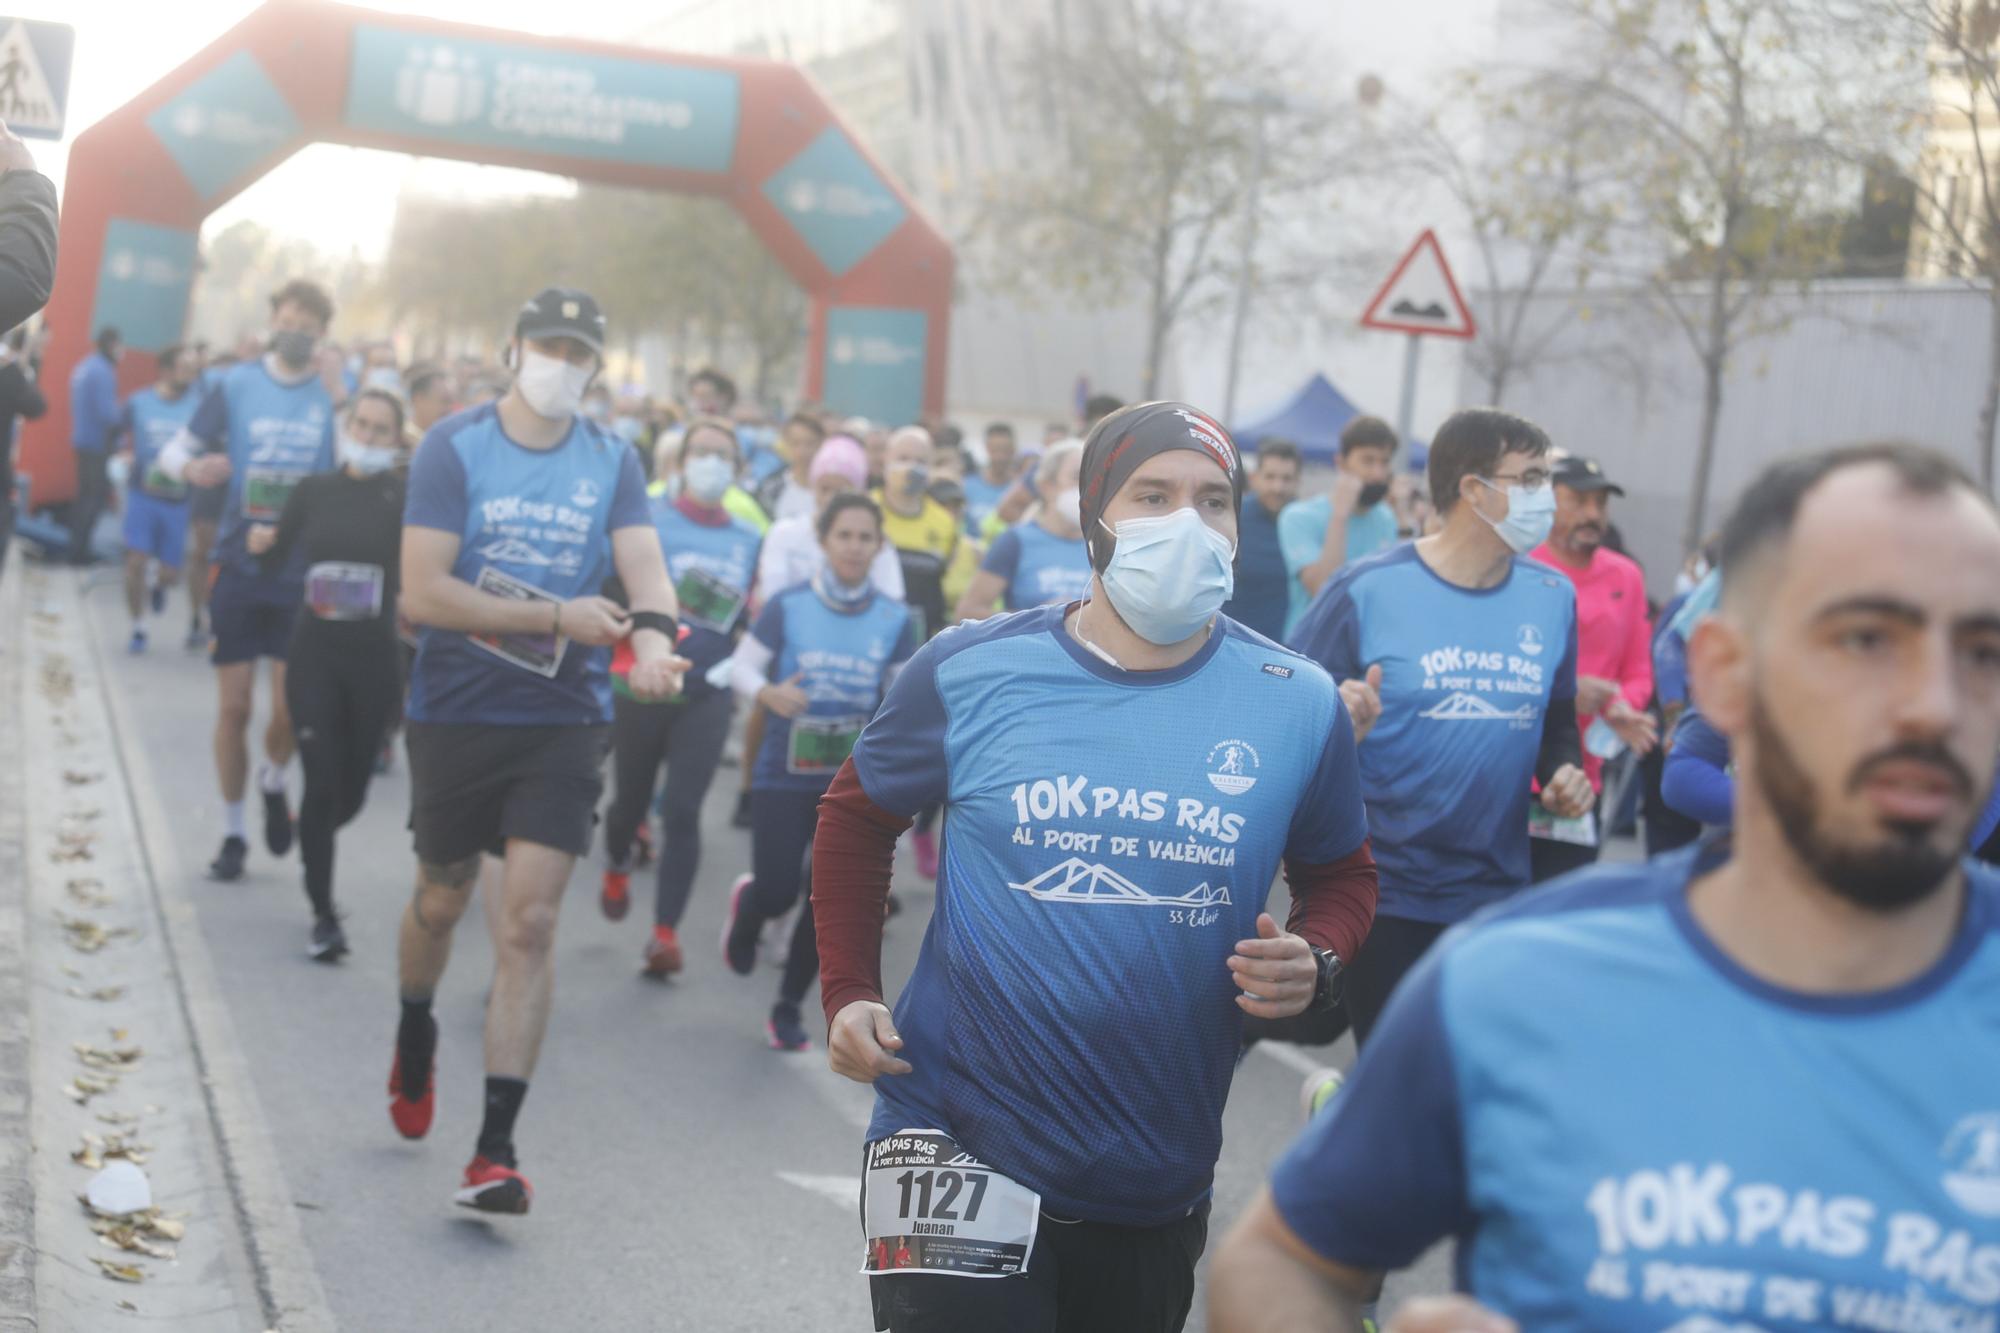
142, 464, 188, 502
242, 467, 301, 522
306, 562, 384, 622
861, 1131, 1039, 1279
787, 714, 865, 776
467, 566, 568, 678
676, 566, 747, 634
1528, 799, 1599, 848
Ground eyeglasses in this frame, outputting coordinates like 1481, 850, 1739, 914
1483, 468, 1550, 494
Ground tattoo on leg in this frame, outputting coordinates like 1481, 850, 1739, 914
421, 857, 481, 891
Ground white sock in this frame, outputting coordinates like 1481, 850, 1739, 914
224, 801, 247, 840
257, 761, 287, 796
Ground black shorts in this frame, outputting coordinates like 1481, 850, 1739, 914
405, 721, 611, 865
209, 568, 298, 666
869, 1200, 1208, 1333
189, 481, 227, 524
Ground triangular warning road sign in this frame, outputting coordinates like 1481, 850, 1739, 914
0, 19, 68, 140
1360, 229, 1477, 340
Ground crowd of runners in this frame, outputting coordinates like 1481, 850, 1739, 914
45, 272, 2000, 1331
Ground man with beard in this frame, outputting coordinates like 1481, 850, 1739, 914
1526, 455, 1658, 880
1210, 442, 2000, 1332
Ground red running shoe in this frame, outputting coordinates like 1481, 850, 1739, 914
643, 926, 683, 977
386, 1049, 434, 1141
600, 866, 631, 921
455, 1156, 532, 1214
912, 830, 939, 880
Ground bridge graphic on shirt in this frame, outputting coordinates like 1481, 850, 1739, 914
1418, 691, 1537, 722
476, 537, 555, 567
1007, 859, 1232, 908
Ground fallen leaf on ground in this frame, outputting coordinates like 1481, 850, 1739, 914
64, 1072, 119, 1104
66, 987, 126, 1002
89, 1257, 145, 1283
73, 1043, 143, 1069
62, 771, 103, 787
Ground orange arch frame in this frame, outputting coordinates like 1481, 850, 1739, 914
26, 0, 953, 504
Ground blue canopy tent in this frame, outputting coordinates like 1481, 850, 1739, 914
1231, 373, 1426, 470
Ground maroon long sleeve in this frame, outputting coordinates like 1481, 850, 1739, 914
812, 759, 912, 1028
1281, 839, 1378, 964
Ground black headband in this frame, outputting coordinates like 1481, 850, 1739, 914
1078, 401, 1244, 548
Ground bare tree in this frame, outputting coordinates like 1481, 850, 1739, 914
971, 0, 1342, 398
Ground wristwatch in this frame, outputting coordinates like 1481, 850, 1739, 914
1307, 947, 1344, 1014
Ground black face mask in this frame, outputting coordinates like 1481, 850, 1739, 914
1357, 481, 1390, 510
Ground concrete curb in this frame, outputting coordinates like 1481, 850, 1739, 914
81, 572, 338, 1333
0, 558, 37, 1330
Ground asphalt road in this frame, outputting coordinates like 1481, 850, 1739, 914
82, 575, 1448, 1332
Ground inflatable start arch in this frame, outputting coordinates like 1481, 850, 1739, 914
26, 0, 953, 503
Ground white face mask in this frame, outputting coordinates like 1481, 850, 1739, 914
1051, 487, 1082, 528
515, 349, 594, 420
684, 453, 735, 504
339, 433, 398, 476
363, 367, 403, 394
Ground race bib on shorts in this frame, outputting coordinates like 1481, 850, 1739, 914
787, 714, 866, 776
861, 1130, 1039, 1278
1528, 798, 1599, 848
142, 464, 188, 502
242, 466, 302, 522
306, 562, 384, 622
467, 566, 569, 678
676, 566, 747, 634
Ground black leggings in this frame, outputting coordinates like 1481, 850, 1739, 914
741, 786, 823, 1008
1342, 914, 1449, 1049
285, 632, 401, 919
602, 688, 734, 927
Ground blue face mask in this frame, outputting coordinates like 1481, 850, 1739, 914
684, 453, 735, 505
1474, 477, 1556, 553
1096, 507, 1235, 646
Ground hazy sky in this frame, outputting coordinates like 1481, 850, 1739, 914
35, 0, 684, 258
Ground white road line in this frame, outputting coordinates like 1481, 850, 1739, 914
777, 1171, 862, 1210
1254, 1040, 1330, 1079
782, 1046, 878, 1130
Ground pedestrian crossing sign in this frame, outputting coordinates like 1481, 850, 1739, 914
0, 18, 72, 141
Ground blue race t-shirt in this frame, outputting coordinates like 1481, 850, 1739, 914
124, 387, 200, 502
188, 360, 337, 588
851, 606, 1370, 1226
978, 521, 1093, 610
1291, 544, 1577, 924
961, 473, 1005, 535
1222, 493, 1290, 641
1271, 845, 2000, 1331
403, 404, 650, 726
648, 498, 761, 701
748, 583, 914, 793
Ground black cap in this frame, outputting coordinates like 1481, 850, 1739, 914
1079, 401, 1244, 566
1553, 454, 1625, 497
515, 287, 606, 356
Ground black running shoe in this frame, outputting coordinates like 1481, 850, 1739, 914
731, 790, 754, 829
309, 916, 348, 963
209, 835, 248, 882
149, 584, 167, 615
263, 788, 294, 857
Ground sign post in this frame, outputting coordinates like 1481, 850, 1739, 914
1360, 229, 1477, 441
0, 18, 73, 140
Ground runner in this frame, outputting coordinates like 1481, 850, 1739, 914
1289, 408, 1591, 1045
724, 493, 913, 1051
961, 421, 1019, 534
953, 438, 1091, 620
1526, 454, 1658, 881
242, 387, 408, 961
66, 326, 121, 565
158, 280, 341, 883
1220, 439, 1302, 642
1279, 416, 1402, 637
388, 287, 689, 1215
116, 344, 200, 654
599, 417, 760, 975
754, 413, 827, 524
812, 401, 1377, 1333
1210, 442, 2000, 1331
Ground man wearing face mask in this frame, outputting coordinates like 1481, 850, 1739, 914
157, 280, 341, 884
243, 387, 410, 961
1212, 443, 2000, 1333
599, 418, 762, 976
874, 425, 959, 644
1290, 408, 1591, 1046
954, 438, 1091, 620
1278, 416, 1401, 638
388, 287, 689, 1215
812, 401, 1377, 1333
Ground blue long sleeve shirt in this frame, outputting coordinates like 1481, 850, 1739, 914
68, 352, 121, 453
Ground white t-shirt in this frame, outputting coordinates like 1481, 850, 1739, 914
756, 515, 906, 604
